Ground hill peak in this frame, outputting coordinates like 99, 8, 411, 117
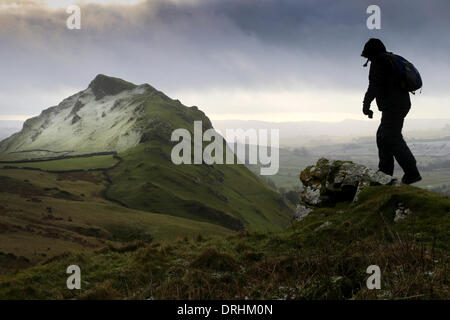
88, 74, 137, 100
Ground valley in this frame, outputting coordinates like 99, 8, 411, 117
247, 138, 450, 197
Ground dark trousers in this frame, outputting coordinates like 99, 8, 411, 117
376, 108, 419, 176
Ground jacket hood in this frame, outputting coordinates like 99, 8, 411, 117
361, 38, 387, 60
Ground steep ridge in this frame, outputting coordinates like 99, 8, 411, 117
0, 75, 292, 232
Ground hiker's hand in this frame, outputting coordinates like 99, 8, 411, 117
362, 106, 373, 119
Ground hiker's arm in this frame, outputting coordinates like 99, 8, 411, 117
363, 59, 389, 110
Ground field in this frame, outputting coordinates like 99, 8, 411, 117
416, 170, 450, 188
0, 154, 118, 171
247, 144, 450, 197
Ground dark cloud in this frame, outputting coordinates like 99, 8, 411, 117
0, 0, 449, 118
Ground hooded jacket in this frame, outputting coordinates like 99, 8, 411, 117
362, 39, 411, 112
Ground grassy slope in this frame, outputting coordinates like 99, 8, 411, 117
0, 168, 231, 273
1, 184, 448, 300
108, 143, 289, 232
106, 93, 291, 232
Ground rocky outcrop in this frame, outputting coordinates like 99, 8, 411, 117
71, 114, 81, 125
88, 74, 137, 100
293, 158, 398, 221
300, 158, 396, 206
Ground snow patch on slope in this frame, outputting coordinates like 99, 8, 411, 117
0, 85, 152, 155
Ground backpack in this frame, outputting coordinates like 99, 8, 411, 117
386, 52, 422, 94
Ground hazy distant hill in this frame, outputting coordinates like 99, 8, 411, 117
213, 119, 450, 147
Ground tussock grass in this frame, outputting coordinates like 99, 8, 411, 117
0, 185, 448, 300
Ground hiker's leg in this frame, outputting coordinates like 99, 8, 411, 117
392, 136, 419, 176
376, 117, 395, 176
391, 109, 420, 176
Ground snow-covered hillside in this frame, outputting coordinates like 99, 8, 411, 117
0, 75, 158, 158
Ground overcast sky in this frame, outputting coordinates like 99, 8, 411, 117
1, 0, 449, 122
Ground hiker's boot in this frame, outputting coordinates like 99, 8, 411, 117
401, 172, 422, 185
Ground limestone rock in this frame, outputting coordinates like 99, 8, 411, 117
299, 158, 395, 206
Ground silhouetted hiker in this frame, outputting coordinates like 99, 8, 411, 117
361, 38, 422, 184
